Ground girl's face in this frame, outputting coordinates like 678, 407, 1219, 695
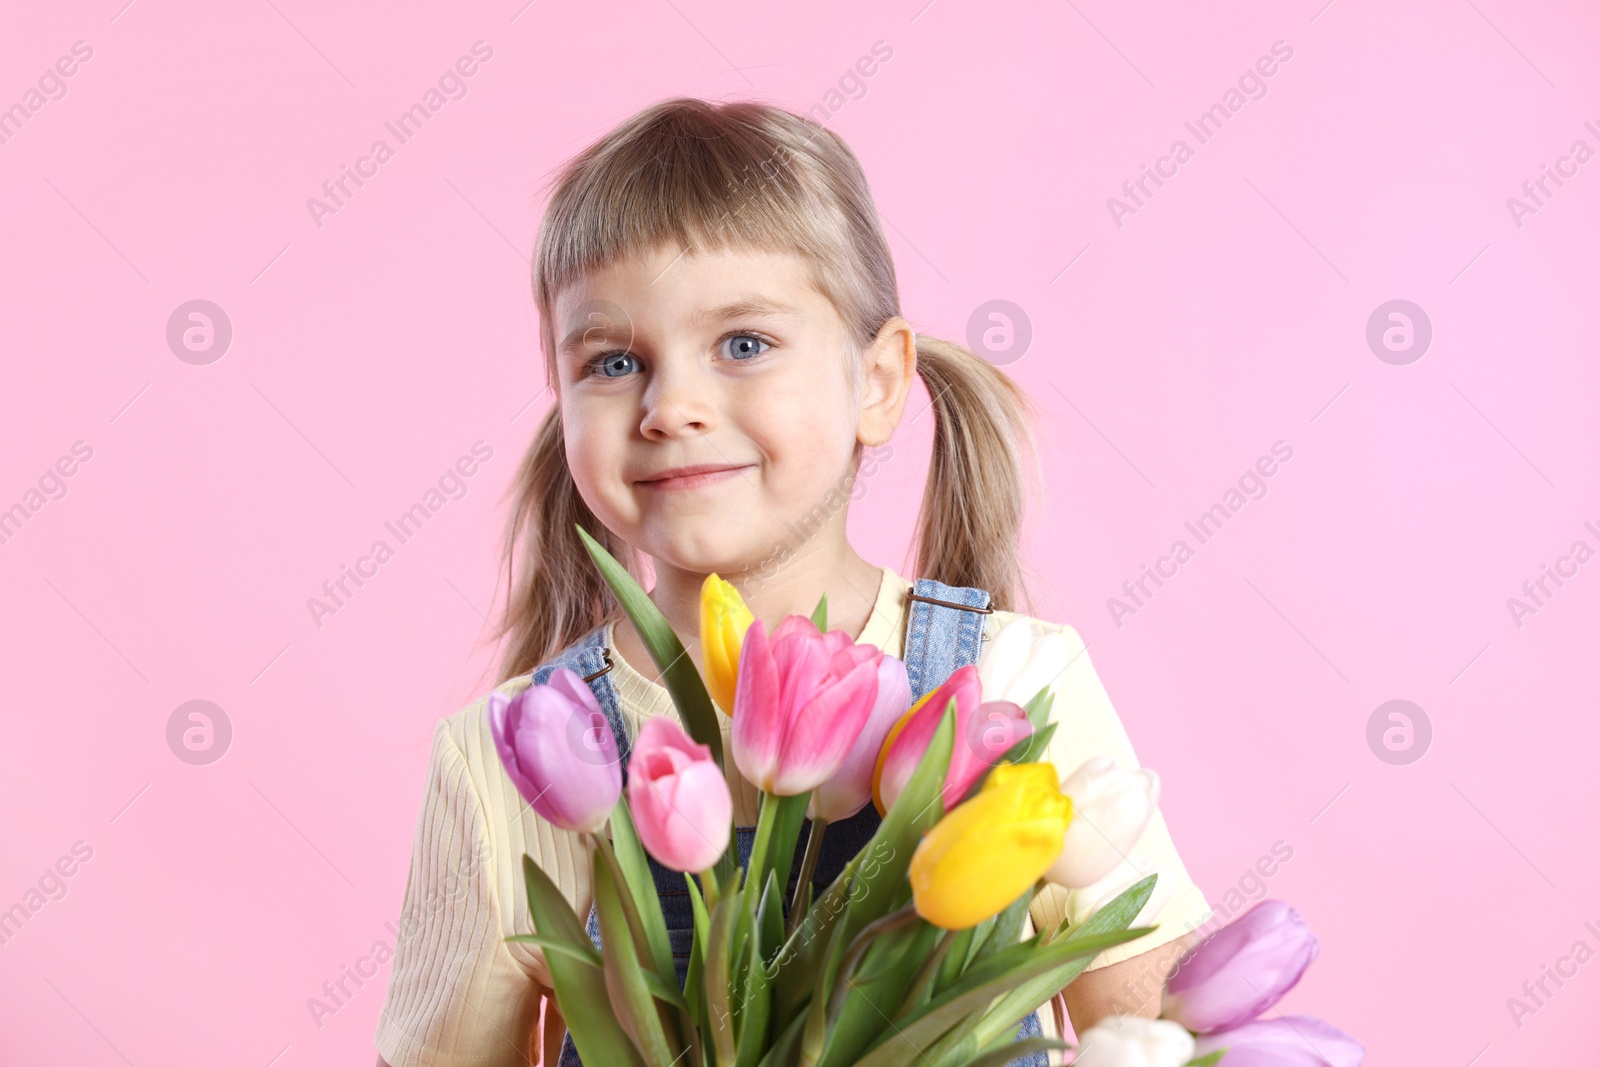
551, 244, 898, 577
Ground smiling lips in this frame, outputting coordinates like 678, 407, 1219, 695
636, 463, 754, 491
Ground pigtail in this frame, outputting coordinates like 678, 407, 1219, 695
910, 334, 1043, 615
489, 405, 643, 684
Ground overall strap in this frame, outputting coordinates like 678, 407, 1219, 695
532, 623, 633, 773
902, 577, 994, 699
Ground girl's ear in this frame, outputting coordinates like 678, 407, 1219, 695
856, 316, 917, 447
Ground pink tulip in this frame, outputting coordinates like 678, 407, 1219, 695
809, 656, 912, 822
1163, 900, 1320, 1033
731, 615, 884, 795
627, 717, 732, 873
1193, 1016, 1365, 1067
487, 669, 621, 834
873, 665, 1033, 814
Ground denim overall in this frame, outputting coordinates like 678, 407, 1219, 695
537, 578, 1047, 1067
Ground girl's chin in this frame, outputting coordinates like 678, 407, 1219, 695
641, 535, 771, 580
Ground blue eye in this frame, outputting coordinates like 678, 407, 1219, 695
592, 352, 639, 378
723, 333, 772, 361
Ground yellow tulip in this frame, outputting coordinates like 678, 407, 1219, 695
909, 762, 1073, 930
700, 573, 754, 715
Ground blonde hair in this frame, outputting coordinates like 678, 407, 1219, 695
491, 97, 1041, 683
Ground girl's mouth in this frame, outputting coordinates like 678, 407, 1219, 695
636, 464, 755, 492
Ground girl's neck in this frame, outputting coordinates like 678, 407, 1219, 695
611, 543, 887, 683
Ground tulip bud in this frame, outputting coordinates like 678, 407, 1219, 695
1072, 1016, 1195, 1067
909, 762, 1072, 930
1046, 756, 1160, 888
700, 573, 754, 715
487, 669, 621, 835
809, 656, 911, 823
1162, 900, 1320, 1033
731, 615, 883, 795
977, 616, 1072, 707
626, 717, 732, 873
873, 665, 1032, 815
1192, 1015, 1365, 1067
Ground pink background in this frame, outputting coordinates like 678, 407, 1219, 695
2, 0, 1597, 1063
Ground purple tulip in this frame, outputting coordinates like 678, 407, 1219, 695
1193, 1015, 1364, 1067
1162, 900, 1319, 1033
487, 668, 621, 834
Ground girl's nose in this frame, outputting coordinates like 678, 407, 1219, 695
638, 363, 717, 439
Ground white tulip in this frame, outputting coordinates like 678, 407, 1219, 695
1065, 852, 1176, 929
1072, 1016, 1195, 1067
1047, 756, 1161, 888
977, 617, 1072, 708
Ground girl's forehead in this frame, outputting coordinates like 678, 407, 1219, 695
552, 247, 835, 323
578, 244, 814, 287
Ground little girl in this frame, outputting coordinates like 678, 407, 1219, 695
374, 98, 1211, 1067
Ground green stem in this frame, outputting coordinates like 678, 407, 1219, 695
893, 928, 956, 1020
591, 831, 655, 966
697, 866, 722, 914
824, 903, 921, 1025
746, 791, 779, 895
786, 817, 828, 940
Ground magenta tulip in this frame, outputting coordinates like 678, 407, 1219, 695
487, 669, 621, 834
731, 615, 884, 795
627, 717, 732, 873
809, 656, 912, 822
1163, 900, 1320, 1033
1193, 1015, 1365, 1067
872, 665, 1033, 814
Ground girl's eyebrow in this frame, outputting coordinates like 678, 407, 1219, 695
557, 297, 803, 355
690, 297, 804, 326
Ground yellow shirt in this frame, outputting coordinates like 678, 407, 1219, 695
375, 567, 1212, 1066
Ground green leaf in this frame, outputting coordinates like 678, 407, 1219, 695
504, 933, 602, 967
965, 875, 1163, 1051
964, 891, 1030, 976
958, 1037, 1070, 1067
640, 969, 691, 1012
685, 874, 711, 1024
850, 926, 1155, 1067
1020, 686, 1055, 731
811, 592, 828, 631
575, 524, 737, 887
757, 868, 786, 967
735, 871, 780, 1066
956, 875, 1157, 1007
1186, 1052, 1227, 1067
520, 855, 646, 1067
576, 524, 724, 766
594, 854, 679, 1067
706, 885, 740, 1067
894, 928, 958, 1020
769, 850, 860, 1034
812, 917, 937, 1067
756, 1010, 808, 1067
610, 803, 677, 983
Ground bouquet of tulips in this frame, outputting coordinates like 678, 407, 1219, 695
489, 528, 1176, 1067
